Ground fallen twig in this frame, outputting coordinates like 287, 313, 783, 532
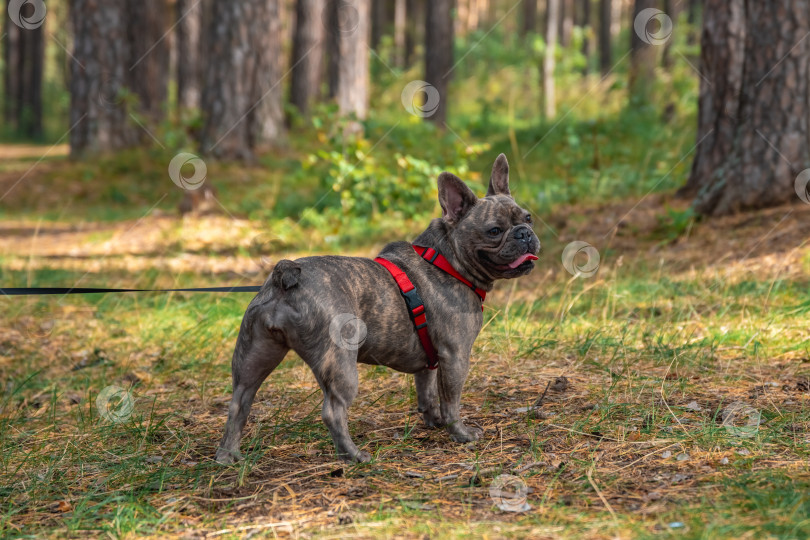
532, 380, 553, 408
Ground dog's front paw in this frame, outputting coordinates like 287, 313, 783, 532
338, 449, 372, 463
215, 447, 241, 465
447, 423, 482, 443
353, 450, 372, 463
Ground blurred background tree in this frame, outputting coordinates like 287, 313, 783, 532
2, 0, 43, 139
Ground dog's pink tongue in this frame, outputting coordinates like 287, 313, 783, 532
508, 253, 539, 269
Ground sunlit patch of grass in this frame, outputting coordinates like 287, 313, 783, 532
10, 236, 808, 537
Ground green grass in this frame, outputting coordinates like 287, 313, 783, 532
2, 232, 810, 538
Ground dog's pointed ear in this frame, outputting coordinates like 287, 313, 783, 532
487, 153, 511, 197
438, 172, 478, 224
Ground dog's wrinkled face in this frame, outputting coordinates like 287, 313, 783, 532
438, 154, 541, 281
460, 195, 541, 279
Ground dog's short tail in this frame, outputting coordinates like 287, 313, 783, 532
271, 259, 301, 290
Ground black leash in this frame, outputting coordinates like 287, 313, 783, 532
0, 286, 262, 296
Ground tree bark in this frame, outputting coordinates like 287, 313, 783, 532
522, 0, 538, 36
543, 0, 559, 118
125, 0, 169, 124
467, 0, 480, 33
199, 0, 284, 160
370, 0, 388, 49
679, 0, 744, 198
661, 0, 678, 69
629, 0, 656, 100
405, 0, 424, 67
290, 0, 326, 116
394, 0, 407, 67
687, 0, 701, 44
477, 0, 490, 28
327, 0, 370, 120
424, 0, 454, 125
3, 0, 44, 139
610, 0, 621, 38
579, 0, 591, 73
69, 0, 140, 156
176, 0, 203, 111
686, 0, 810, 216
598, 0, 611, 75
559, 0, 573, 46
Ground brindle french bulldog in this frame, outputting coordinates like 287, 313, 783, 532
216, 154, 541, 464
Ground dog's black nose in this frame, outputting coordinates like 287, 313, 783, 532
513, 226, 531, 241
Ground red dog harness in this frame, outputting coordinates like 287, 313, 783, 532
374, 245, 486, 370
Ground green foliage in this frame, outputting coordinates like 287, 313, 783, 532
312, 148, 442, 218
295, 112, 490, 243
653, 206, 697, 242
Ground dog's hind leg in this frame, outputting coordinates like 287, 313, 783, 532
306, 346, 369, 463
216, 305, 288, 464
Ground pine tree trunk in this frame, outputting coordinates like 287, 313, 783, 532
290, 0, 326, 116
455, 0, 468, 36
125, 0, 169, 124
559, 0, 573, 46
424, 0, 453, 125
610, 0, 621, 38
69, 0, 139, 156
328, 0, 370, 121
370, 0, 387, 50
394, 0, 407, 67
543, 0, 559, 118
687, 0, 701, 44
3, 1, 44, 139
405, 0, 424, 67
629, 0, 656, 100
327, 1, 340, 99
661, 0, 678, 69
521, 0, 538, 36
687, 0, 810, 216
176, 0, 203, 111
478, 0, 490, 28
598, 0, 611, 75
467, 0, 480, 33
579, 0, 591, 73
679, 0, 744, 198
199, 0, 284, 160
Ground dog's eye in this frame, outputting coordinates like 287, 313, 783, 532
525, 214, 532, 223
488, 227, 502, 236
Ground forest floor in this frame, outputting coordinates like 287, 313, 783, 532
1, 148, 810, 539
